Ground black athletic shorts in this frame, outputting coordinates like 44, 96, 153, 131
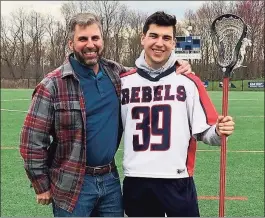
123, 176, 200, 217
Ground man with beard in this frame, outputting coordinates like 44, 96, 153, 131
19, 13, 192, 217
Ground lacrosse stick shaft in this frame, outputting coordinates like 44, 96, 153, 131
219, 77, 229, 217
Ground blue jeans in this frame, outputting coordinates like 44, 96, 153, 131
52, 170, 123, 217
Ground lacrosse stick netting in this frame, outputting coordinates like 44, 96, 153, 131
211, 14, 249, 75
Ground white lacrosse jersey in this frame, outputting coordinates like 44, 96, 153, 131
120, 66, 218, 179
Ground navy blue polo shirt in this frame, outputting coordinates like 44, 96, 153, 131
69, 56, 119, 167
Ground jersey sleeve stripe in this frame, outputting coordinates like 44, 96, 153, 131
185, 74, 218, 125
186, 137, 197, 176
120, 68, 137, 78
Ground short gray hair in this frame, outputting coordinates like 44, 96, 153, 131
68, 13, 103, 39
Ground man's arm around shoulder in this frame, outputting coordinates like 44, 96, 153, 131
100, 57, 133, 75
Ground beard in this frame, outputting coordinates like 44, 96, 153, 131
73, 47, 103, 67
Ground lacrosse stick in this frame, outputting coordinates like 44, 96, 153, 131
211, 14, 251, 217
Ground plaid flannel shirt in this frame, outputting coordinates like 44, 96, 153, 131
20, 55, 126, 212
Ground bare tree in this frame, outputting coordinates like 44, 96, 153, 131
27, 11, 46, 80
122, 10, 148, 67
108, 4, 129, 63
60, 1, 78, 20
1, 8, 36, 78
235, 0, 265, 78
45, 16, 68, 70
1, 16, 17, 78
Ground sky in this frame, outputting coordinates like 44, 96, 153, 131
1, 1, 205, 21
123, 1, 205, 19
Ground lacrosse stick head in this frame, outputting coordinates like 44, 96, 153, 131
211, 14, 250, 77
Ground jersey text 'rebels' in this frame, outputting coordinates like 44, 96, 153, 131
121, 84, 186, 105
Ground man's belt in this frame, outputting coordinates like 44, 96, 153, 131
85, 161, 116, 176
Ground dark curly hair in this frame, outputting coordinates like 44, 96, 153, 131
143, 11, 177, 38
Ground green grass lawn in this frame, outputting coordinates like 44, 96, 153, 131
1, 89, 264, 216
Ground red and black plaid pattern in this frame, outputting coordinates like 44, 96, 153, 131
20, 55, 126, 212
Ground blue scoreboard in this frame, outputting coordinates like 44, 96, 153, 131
175, 35, 201, 59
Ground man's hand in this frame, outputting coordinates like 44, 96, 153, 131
216, 116, 235, 137
37, 190, 52, 205
176, 60, 194, 75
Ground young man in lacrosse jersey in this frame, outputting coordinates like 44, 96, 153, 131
120, 11, 235, 217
